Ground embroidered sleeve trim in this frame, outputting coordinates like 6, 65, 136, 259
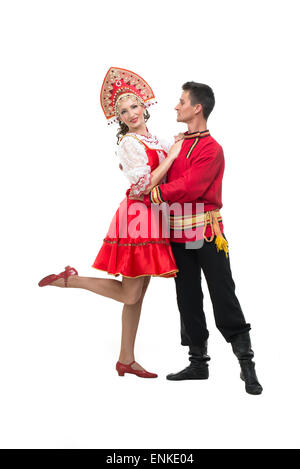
150, 186, 165, 205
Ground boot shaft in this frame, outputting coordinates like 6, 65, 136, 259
230, 331, 254, 360
188, 342, 211, 366
230, 332, 263, 395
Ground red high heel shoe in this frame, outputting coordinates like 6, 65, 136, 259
38, 265, 78, 287
116, 361, 158, 378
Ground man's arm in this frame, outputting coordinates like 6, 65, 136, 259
144, 142, 224, 205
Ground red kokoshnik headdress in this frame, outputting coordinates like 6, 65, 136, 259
100, 67, 157, 125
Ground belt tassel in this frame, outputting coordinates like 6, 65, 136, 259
203, 210, 229, 258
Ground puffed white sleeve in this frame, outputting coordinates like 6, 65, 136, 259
117, 136, 151, 197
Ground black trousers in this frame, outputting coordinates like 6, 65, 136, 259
171, 233, 251, 345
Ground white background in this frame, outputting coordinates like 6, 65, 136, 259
0, 0, 299, 449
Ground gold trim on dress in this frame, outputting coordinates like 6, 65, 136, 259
103, 239, 171, 247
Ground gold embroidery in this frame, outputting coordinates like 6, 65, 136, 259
183, 130, 210, 140
100, 67, 156, 124
186, 137, 200, 159
150, 186, 164, 205
169, 210, 222, 229
103, 239, 171, 247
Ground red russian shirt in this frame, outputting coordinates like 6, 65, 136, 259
143, 130, 225, 243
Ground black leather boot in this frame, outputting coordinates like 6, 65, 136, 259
230, 331, 263, 395
166, 342, 210, 381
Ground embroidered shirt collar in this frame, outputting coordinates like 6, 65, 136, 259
124, 132, 167, 151
183, 129, 210, 139
126, 132, 161, 147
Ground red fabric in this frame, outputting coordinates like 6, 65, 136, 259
162, 137, 224, 206
92, 146, 178, 278
144, 135, 225, 243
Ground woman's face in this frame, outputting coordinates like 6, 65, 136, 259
117, 97, 145, 131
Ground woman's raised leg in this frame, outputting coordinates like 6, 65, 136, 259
50, 273, 145, 305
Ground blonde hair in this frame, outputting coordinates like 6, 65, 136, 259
115, 93, 145, 117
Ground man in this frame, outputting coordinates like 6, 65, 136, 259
141, 82, 263, 395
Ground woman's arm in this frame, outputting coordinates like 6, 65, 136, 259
118, 137, 152, 197
142, 154, 175, 195
142, 140, 183, 195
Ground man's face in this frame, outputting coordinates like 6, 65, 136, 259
175, 90, 198, 123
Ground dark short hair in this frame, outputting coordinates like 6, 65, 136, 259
182, 82, 215, 120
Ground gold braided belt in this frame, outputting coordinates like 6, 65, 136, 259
169, 209, 229, 258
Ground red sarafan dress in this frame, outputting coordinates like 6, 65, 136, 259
92, 132, 178, 278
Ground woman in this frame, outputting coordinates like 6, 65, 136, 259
38, 67, 182, 378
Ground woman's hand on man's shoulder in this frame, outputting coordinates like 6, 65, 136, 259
174, 132, 185, 143
168, 139, 184, 160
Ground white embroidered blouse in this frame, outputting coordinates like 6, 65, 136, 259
116, 132, 173, 197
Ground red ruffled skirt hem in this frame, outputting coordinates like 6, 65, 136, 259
92, 195, 179, 278
92, 239, 178, 278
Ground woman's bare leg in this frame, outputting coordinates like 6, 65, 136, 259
52, 274, 152, 370
50, 274, 145, 305
118, 276, 151, 370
